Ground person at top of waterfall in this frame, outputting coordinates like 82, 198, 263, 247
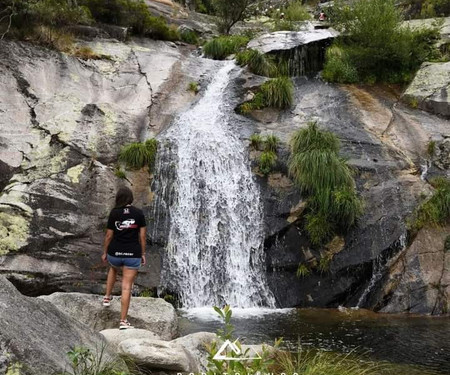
319, 11, 326, 21
101, 186, 147, 330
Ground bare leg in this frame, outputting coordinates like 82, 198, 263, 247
105, 267, 117, 297
120, 268, 138, 321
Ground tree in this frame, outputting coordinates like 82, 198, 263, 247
213, 0, 254, 34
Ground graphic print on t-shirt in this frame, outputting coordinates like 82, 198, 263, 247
115, 219, 138, 231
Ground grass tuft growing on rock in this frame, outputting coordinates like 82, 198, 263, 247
276, 349, 385, 375
409, 177, 450, 232
118, 139, 158, 171
260, 77, 294, 109
259, 151, 277, 175
249, 134, 264, 150
203, 35, 249, 60
236, 49, 279, 77
289, 122, 363, 245
264, 134, 280, 153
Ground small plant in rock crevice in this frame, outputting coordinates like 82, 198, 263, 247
188, 81, 200, 94
259, 151, 277, 175
249, 133, 264, 150
296, 263, 311, 277
240, 77, 294, 112
408, 177, 450, 232
118, 139, 158, 171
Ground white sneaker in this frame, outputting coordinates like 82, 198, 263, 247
119, 320, 133, 330
102, 296, 112, 307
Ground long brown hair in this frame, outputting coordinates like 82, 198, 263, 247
115, 187, 133, 208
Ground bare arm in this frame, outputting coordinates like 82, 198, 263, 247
139, 226, 147, 265
102, 229, 114, 261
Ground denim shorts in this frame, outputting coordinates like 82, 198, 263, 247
107, 254, 141, 270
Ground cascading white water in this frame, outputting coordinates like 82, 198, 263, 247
158, 62, 276, 309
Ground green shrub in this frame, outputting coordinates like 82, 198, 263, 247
296, 263, 311, 277
180, 29, 199, 45
328, 0, 440, 83
27, 0, 92, 27
322, 46, 359, 83
188, 81, 199, 94
203, 35, 249, 60
289, 122, 363, 245
59, 345, 129, 375
264, 134, 280, 152
249, 133, 263, 150
259, 151, 277, 175
118, 139, 158, 171
80, 0, 179, 40
260, 77, 294, 109
409, 177, 450, 231
305, 212, 336, 246
236, 49, 279, 77
276, 349, 385, 375
272, 19, 297, 31
284, 0, 311, 21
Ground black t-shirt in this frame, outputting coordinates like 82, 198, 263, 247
107, 205, 146, 258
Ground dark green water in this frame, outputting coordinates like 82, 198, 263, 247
178, 307, 450, 375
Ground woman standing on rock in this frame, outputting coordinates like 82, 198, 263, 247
101, 186, 147, 330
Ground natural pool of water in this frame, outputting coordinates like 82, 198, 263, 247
178, 307, 450, 375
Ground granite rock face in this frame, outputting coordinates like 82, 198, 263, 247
380, 226, 450, 315
0, 277, 120, 375
0, 38, 182, 294
403, 62, 450, 117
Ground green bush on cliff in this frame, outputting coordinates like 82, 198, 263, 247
0, 0, 179, 42
409, 177, 450, 232
203, 35, 249, 59
323, 0, 440, 83
239, 77, 294, 112
259, 151, 277, 175
289, 122, 363, 245
260, 77, 294, 109
118, 139, 158, 171
236, 49, 279, 77
79, 0, 179, 40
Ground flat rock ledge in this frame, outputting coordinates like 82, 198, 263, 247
40, 293, 178, 340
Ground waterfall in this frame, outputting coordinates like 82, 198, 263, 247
154, 61, 276, 309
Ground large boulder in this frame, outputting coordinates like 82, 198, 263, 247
403, 61, 450, 118
172, 332, 218, 372
118, 338, 198, 372
0, 277, 119, 375
40, 293, 178, 339
379, 226, 450, 315
100, 328, 160, 352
